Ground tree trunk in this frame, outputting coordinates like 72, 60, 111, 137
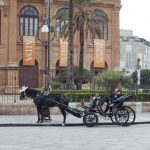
66, 0, 74, 89
77, 28, 84, 90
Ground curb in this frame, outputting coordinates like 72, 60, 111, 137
0, 121, 150, 127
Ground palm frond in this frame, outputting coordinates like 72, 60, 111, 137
93, 9, 108, 21
53, 0, 108, 40
53, 11, 68, 21
95, 25, 102, 38
59, 23, 68, 39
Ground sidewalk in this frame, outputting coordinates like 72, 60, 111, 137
0, 112, 150, 126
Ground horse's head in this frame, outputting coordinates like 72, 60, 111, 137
19, 86, 41, 100
19, 86, 28, 100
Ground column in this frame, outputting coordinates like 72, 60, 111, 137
5, 0, 19, 93
111, 3, 121, 69
7, 0, 18, 67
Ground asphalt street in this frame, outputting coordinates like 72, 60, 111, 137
0, 124, 150, 150
0, 112, 150, 124
0, 113, 150, 150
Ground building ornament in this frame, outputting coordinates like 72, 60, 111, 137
114, 3, 121, 12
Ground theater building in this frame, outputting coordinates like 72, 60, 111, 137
0, 0, 121, 91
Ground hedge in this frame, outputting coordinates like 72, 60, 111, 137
37, 88, 150, 102
135, 93, 150, 102
65, 92, 107, 102
49, 90, 150, 102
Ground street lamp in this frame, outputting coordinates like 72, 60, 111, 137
136, 58, 141, 101
137, 58, 141, 86
40, 0, 51, 89
41, 24, 49, 33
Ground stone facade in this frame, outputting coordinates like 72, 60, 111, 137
120, 29, 150, 75
0, 0, 121, 90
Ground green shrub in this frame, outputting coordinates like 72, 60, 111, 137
51, 82, 62, 90
64, 92, 107, 102
134, 93, 150, 102
41, 89, 150, 102
94, 71, 133, 91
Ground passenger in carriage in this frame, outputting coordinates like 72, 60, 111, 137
110, 88, 122, 99
89, 88, 122, 112
104, 88, 123, 113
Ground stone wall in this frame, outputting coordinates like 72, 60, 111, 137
0, 102, 150, 115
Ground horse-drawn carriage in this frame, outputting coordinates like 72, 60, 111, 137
20, 86, 136, 127
83, 93, 136, 127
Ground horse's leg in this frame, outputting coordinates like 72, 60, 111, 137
59, 107, 66, 126
39, 106, 43, 123
36, 105, 40, 123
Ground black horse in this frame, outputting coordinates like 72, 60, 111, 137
19, 86, 69, 125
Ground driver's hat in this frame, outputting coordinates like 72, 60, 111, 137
19, 86, 28, 92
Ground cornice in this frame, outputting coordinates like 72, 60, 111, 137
114, 3, 122, 12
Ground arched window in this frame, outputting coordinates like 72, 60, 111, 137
99, 21, 108, 40
20, 6, 39, 36
55, 8, 68, 38
90, 20, 108, 40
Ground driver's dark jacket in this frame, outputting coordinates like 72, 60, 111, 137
109, 93, 122, 101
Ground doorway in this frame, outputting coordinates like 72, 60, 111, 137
19, 59, 38, 88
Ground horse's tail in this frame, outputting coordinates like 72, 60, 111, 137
61, 94, 69, 106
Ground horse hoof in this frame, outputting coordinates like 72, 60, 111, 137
62, 123, 65, 127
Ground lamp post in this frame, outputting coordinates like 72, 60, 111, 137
137, 58, 141, 86
136, 58, 141, 101
41, 0, 51, 90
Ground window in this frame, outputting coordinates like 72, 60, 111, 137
20, 6, 39, 36
55, 8, 68, 38
91, 21, 108, 40
100, 21, 108, 40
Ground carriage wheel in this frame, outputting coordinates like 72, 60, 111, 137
122, 106, 136, 126
83, 113, 98, 127
115, 107, 129, 126
110, 115, 117, 124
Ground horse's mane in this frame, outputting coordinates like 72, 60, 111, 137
26, 88, 41, 98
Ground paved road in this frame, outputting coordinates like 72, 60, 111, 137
0, 112, 150, 124
0, 113, 150, 150
0, 124, 150, 150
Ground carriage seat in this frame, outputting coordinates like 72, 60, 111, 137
112, 93, 133, 103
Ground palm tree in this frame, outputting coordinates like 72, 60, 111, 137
66, 0, 74, 89
54, 0, 108, 89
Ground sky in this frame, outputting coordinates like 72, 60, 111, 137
120, 0, 150, 41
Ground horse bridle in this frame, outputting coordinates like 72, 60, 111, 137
23, 90, 28, 100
